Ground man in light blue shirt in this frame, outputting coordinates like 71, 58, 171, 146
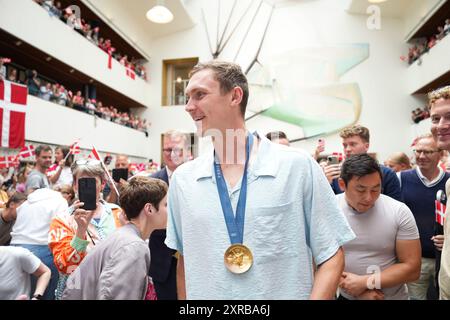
165, 60, 355, 300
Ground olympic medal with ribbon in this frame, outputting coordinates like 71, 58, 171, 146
214, 133, 254, 274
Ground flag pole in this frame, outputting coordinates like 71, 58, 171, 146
92, 146, 120, 197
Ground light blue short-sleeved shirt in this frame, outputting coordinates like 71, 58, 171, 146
165, 133, 355, 299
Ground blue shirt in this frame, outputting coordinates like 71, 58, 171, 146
165, 133, 355, 299
331, 164, 402, 202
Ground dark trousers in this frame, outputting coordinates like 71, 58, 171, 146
153, 257, 177, 300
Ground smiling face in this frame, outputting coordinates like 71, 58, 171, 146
430, 99, 450, 151
185, 69, 235, 137
413, 137, 441, 172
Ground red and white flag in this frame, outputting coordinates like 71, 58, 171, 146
0, 80, 28, 148
46, 163, 59, 177
435, 200, 446, 226
70, 141, 81, 155
88, 146, 101, 160
19, 144, 35, 159
0, 155, 19, 168
126, 66, 136, 80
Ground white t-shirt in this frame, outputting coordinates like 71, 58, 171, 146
49, 167, 73, 188
11, 189, 68, 245
337, 194, 419, 300
0, 246, 41, 300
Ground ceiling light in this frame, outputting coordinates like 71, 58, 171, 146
146, 2, 173, 24
368, 0, 388, 3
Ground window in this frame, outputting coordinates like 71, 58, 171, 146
162, 57, 198, 106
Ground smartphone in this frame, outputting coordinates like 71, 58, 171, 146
78, 177, 97, 211
327, 155, 339, 165
112, 168, 128, 183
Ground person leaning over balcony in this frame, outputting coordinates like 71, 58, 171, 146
48, 159, 124, 300
26, 70, 40, 96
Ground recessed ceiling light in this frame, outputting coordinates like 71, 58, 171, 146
368, 0, 388, 3
146, 3, 173, 24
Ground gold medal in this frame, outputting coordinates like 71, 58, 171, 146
224, 244, 253, 274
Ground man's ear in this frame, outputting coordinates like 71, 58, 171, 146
145, 203, 155, 215
338, 178, 346, 192
231, 86, 243, 108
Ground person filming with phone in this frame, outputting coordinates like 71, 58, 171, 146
322, 125, 402, 201
48, 159, 124, 300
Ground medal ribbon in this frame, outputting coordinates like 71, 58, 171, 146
214, 133, 253, 244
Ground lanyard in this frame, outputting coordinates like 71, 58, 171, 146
214, 133, 254, 244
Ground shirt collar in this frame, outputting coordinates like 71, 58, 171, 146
415, 166, 445, 187
194, 131, 279, 181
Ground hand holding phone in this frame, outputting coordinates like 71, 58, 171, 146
78, 177, 97, 211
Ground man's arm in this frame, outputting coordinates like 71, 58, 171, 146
340, 239, 421, 296
177, 254, 186, 300
382, 167, 402, 201
310, 247, 344, 300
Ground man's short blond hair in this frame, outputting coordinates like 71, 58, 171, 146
428, 85, 450, 109
339, 125, 370, 143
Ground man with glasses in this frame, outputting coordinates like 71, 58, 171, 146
149, 130, 191, 300
429, 85, 450, 299
400, 134, 449, 299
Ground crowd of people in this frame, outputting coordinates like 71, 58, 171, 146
0, 58, 149, 134
1, 60, 450, 301
33, 0, 147, 80
403, 18, 450, 65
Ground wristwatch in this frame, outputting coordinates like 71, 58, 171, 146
32, 294, 43, 300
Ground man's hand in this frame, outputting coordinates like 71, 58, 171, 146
357, 289, 384, 300
323, 164, 341, 183
339, 272, 369, 297
432, 235, 444, 251
73, 200, 94, 238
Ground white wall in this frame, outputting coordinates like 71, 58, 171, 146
0, 0, 150, 107
26, 95, 150, 160
143, 0, 424, 162
403, 0, 445, 40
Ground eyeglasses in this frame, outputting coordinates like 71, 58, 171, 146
413, 149, 440, 156
162, 147, 184, 154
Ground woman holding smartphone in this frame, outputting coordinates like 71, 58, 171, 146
48, 159, 124, 300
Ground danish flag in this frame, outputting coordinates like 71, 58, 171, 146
19, 145, 35, 159
435, 200, 446, 226
0, 155, 19, 168
0, 80, 28, 148
70, 141, 81, 155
